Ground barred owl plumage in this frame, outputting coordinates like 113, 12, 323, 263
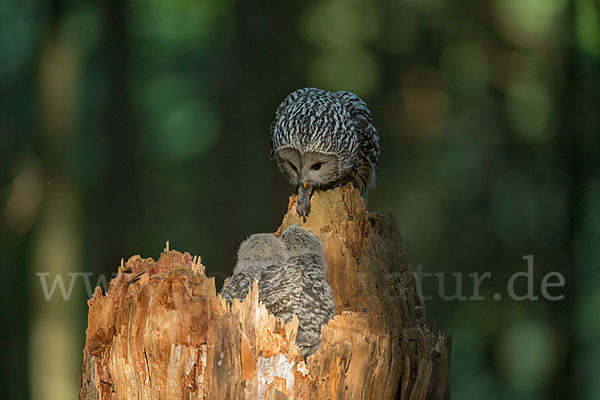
270, 87, 380, 219
220, 225, 335, 357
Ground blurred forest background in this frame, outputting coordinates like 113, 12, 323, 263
1, 0, 599, 398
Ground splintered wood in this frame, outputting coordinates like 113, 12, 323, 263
80, 185, 451, 400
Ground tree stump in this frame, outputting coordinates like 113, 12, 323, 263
80, 185, 451, 399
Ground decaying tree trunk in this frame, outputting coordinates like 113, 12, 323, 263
80, 185, 451, 399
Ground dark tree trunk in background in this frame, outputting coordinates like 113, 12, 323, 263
97, 0, 142, 272
558, 1, 600, 399
31, 0, 83, 397
210, 0, 311, 278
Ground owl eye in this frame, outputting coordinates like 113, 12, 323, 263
311, 163, 322, 171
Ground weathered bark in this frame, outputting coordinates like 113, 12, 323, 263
80, 185, 451, 399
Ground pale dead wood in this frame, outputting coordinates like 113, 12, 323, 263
80, 185, 451, 399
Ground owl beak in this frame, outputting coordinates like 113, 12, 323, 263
302, 181, 308, 189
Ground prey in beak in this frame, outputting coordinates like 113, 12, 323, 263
297, 181, 313, 222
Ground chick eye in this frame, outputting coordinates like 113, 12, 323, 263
311, 163, 322, 171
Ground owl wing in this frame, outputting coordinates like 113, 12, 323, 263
336, 91, 380, 195
220, 272, 255, 304
257, 263, 304, 323
296, 267, 335, 355
355, 122, 380, 194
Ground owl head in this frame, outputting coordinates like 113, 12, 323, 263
281, 225, 323, 258
234, 233, 289, 274
270, 88, 367, 220
271, 89, 356, 188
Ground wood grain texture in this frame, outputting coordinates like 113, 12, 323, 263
80, 185, 451, 399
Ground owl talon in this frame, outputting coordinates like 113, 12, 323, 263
296, 207, 309, 222
297, 210, 308, 223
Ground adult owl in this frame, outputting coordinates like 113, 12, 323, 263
220, 225, 335, 356
270, 88, 380, 220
